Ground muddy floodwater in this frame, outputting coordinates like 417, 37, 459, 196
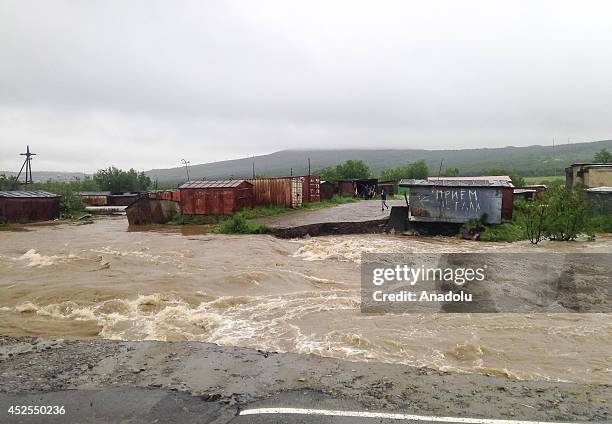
1, 217, 610, 384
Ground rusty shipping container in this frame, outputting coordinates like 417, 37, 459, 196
337, 179, 378, 198
247, 177, 303, 208
0, 191, 61, 223
107, 194, 139, 206
126, 198, 180, 225
319, 181, 336, 200
301, 175, 321, 202
180, 180, 253, 215
399, 179, 513, 224
79, 191, 110, 206
148, 190, 180, 201
378, 181, 397, 196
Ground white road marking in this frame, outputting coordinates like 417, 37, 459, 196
239, 407, 580, 424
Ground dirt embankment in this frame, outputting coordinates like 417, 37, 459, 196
0, 337, 609, 422
269, 219, 389, 238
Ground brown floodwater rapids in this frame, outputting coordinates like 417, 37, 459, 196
1, 217, 611, 384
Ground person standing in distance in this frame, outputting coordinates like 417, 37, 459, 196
381, 188, 389, 211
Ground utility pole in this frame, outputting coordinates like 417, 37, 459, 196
308, 158, 311, 176
15, 145, 36, 188
290, 168, 293, 176
180, 159, 191, 181
552, 138, 556, 176
252, 159, 255, 178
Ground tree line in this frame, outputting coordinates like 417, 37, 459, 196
317, 159, 525, 185
0, 167, 152, 194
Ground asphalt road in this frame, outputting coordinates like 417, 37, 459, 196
1, 388, 586, 424
255, 199, 405, 228
1, 338, 609, 423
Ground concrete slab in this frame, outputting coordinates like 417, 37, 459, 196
255, 200, 406, 229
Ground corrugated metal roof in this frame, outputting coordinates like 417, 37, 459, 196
179, 179, 251, 189
400, 179, 513, 188
0, 190, 60, 198
428, 175, 512, 182
582, 164, 612, 169
513, 188, 537, 194
570, 163, 612, 167
78, 191, 111, 196
586, 186, 612, 193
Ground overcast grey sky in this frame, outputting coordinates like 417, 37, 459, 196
1, 0, 611, 172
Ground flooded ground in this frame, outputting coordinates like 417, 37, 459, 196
0, 217, 610, 384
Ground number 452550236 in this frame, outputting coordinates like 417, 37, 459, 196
8, 405, 66, 415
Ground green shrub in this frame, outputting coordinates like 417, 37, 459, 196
214, 214, 269, 234
31, 180, 86, 219
513, 199, 547, 244
239, 205, 290, 219
543, 183, 593, 241
480, 223, 525, 242
589, 214, 612, 233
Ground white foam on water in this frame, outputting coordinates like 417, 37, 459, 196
17, 249, 80, 267
292, 237, 491, 263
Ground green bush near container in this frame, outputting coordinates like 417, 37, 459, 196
589, 213, 612, 233
462, 182, 611, 243
31, 182, 85, 219
214, 214, 269, 234
479, 223, 525, 242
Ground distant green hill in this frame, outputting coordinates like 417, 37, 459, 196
3, 140, 609, 184
146, 140, 612, 183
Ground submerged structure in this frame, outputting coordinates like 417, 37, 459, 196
399, 179, 513, 224
126, 197, 180, 225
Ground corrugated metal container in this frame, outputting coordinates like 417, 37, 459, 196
180, 180, 253, 215
399, 179, 513, 224
338, 180, 357, 196
320, 181, 336, 200
301, 175, 321, 202
378, 181, 397, 196
586, 186, 612, 214
428, 176, 512, 183
247, 177, 303, 208
148, 190, 180, 202
501, 186, 514, 220
127, 198, 180, 225
83, 195, 107, 206
79, 191, 110, 206
0, 191, 61, 223
107, 194, 139, 206
337, 179, 378, 198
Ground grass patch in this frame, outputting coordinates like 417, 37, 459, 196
590, 214, 612, 233
303, 195, 359, 209
239, 205, 292, 219
214, 214, 270, 234
479, 222, 525, 242
523, 175, 564, 185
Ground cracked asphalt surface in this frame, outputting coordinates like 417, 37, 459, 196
0, 337, 610, 423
